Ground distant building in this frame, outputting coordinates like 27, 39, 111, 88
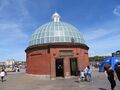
0, 62, 5, 71
5, 59, 15, 66
0, 60, 26, 71
112, 50, 120, 57
15, 61, 26, 69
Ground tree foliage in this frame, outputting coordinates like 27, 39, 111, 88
89, 56, 111, 62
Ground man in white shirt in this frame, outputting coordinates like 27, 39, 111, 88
0, 69, 5, 82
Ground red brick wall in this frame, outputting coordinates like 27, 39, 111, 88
26, 46, 89, 78
26, 49, 50, 74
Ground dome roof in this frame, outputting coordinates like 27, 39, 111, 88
29, 13, 86, 46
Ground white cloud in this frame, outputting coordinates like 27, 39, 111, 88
83, 18, 120, 42
0, 0, 31, 21
0, 22, 28, 61
88, 33, 120, 56
86, 27, 120, 56
0, 23, 29, 50
0, 23, 28, 42
0, 0, 32, 61
113, 5, 120, 16
16, 0, 31, 18
84, 28, 113, 41
82, 19, 120, 56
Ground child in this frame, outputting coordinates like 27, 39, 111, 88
80, 70, 85, 81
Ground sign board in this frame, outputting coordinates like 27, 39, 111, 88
59, 50, 73, 56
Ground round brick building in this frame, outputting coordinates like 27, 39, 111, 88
25, 12, 89, 79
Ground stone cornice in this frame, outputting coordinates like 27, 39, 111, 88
25, 42, 89, 53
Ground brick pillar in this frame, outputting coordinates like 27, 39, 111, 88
50, 58, 56, 80
77, 57, 81, 71
64, 57, 71, 78
84, 50, 90, 66
79, 49, 85, 70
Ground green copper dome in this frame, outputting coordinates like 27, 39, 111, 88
29, 13, 86, 46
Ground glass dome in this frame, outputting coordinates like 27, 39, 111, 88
29, 13, 86, 46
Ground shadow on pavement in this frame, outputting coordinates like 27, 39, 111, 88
0, 80, 7, 82
98, 88, 107, 90
74, 80, 80, 83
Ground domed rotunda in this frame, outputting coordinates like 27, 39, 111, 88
25, 12, 89, 79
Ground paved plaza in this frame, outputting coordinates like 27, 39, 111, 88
0, 69, 120, 90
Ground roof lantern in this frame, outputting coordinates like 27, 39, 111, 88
52, 12, 61, 22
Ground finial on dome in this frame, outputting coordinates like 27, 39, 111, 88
52, 12, 61, 22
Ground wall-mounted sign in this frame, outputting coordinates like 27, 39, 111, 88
59, 50, 73, 56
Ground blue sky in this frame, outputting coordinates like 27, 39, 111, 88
0, 0, 120, 61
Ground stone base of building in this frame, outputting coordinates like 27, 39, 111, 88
26, 74, 51, 80
26, 73, 78, 80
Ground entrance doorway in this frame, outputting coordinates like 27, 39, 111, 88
56, 59, 64, 77
70, 58, 78, 76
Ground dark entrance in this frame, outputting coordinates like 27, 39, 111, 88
56, 59, 64, 77
70, 58, 78, 76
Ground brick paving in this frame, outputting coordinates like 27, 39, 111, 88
0, 69, 120, 90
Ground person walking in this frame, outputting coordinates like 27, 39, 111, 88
115, 62, 120, 81
87, 66, 92, 82
104, 65, 116, 90
0, 69, 6, 82
84, 66, 88, 81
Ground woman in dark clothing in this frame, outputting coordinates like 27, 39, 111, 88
115, 62, 120, 81
104, 65, 116, 90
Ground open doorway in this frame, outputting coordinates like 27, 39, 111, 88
56, 59, 64, 77
70, 58, 78, 76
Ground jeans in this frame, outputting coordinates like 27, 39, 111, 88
88, 73, 92, 81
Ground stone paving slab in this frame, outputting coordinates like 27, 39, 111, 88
0, 70, 120, 90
